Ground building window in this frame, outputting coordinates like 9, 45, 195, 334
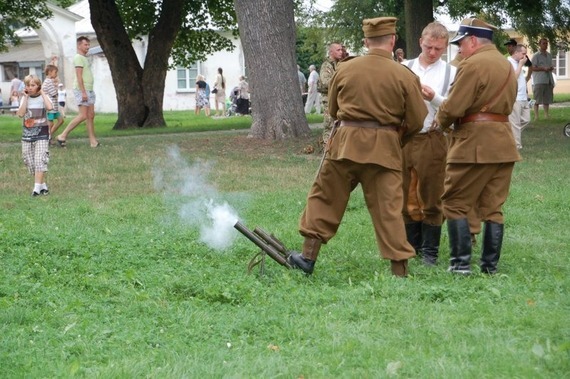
2, 62, 20, 81
554, 50, 567, 78
176, 63, 200, 91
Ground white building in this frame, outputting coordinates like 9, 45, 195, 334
0, 0, 247, 112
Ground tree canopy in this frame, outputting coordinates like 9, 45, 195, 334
300, 0, 570, 55
0, 0, 73, 51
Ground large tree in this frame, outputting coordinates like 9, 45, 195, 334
1, 0, 237, 129
89, 0, 237, 129
404, 0, 433, 58
234, 0, 310, 139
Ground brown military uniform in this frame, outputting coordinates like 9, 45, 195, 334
318, 58, 337, 143
437, 44, 522, 223
299, 48, 427, 262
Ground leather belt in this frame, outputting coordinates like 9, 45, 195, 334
459, 112, 509, 125
339, 120, 398, 131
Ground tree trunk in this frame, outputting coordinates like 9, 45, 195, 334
404, 0, 434, 59
89, 0, 185, 129
234, 0, 311, 140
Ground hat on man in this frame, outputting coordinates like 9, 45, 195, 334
450, 18, 497, 44
504, 38, 517, 46
362, 17, 398, 38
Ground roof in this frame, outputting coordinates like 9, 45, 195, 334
0, 43, 45, 63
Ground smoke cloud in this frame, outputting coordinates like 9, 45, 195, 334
152, 145, 239, 250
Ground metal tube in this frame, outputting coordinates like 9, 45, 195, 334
234, 221, 291, 268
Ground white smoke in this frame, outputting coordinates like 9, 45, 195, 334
152, 146, 239, 250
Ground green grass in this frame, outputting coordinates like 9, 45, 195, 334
0, 106, 569, 377
0, 111, 326, 141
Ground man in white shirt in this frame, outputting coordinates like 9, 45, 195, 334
402, 22, 457, 266
304, 65, 321, 114
508, 44, 530, 149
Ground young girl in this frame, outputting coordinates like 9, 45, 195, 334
57, 83, 67, 118
195, 74, 210, 116
43, 64, 65, 141
10, 90, 20, 114
17, 75, 53, 196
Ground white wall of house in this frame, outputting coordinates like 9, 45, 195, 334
0, 0, 248, 113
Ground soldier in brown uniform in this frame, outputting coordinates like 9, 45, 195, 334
288, 17, 427, 277
318, 43, 344, 145
437, 18, 522, 275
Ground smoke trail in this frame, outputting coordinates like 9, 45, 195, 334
152, 145, 239, 250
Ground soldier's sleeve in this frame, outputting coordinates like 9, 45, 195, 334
328, 71, 340, 119
402, 74, 428, 140
318, 61, 333, 94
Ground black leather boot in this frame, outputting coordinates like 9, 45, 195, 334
287, 238, 322, 275
480, 222, 504, 274
447, 218, 472, 275
405, 222, 422, 253
421, 224, 441, 266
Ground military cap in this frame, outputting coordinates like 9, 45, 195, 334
362, 17, 398, 38
450, 18, 497, 44
504, 38, 517, 46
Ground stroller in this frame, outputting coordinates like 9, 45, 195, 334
227, 86, 239, 116
227, 86, 250, 116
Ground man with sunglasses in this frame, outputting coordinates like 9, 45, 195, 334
436, 18, 521, 275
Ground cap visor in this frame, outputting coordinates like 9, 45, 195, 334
450, 34, 467, 45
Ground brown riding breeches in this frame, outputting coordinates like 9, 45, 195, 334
442, 162, 515, 223
402, 132, 447, 225
299, 158, 416, 261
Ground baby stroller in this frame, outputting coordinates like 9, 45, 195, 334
227, 86, 239, 116
564, 122, 570, 137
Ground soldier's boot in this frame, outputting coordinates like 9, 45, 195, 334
287, 238, 322, 275
405, 222, 422, 253
446, 218, 472, 275
421, 223, 442, 266
390, 259, 409, 277
480, 222, 504, 274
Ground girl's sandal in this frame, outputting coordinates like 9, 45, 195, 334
56, 138, 66, 148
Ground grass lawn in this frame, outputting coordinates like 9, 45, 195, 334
0, 107, 569, 377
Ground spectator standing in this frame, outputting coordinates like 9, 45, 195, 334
304, 65, 321, 114
401, 22, 456, 266
236, 75, 250, 115
297, 65, 307, 94
56, 36, 99, 148
213, 67, 226, 117
395, 48, 405, 62
195, 74, 210, 116
42, 64, 65, 142
508, 44, 531, 149
318, 42, 344, 144
17, 75, 54, 196
57, 83, 67, 118
437, 18, 521, 275
10, 90, 20, 114
287, 17, 427, 277
531, 38, 555, 121
11, 75, 23, 98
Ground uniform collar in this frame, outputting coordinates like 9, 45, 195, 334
367, 48, 393, 59
468, 44, 497, 59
